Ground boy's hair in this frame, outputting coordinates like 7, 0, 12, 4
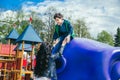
54, 13, 63, 19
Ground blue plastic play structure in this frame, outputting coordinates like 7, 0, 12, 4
56, 38, 120, 80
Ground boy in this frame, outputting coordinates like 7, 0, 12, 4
52, 13, 74, 59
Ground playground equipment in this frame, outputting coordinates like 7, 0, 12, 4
0, 43, 16, 80
0, 24, 42, 80
15, 24, 42, 80
56, 38, 120, 80
1, 19, 120, 80
0, 29, 18, 80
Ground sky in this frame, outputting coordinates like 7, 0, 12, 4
0, 0, 120, 38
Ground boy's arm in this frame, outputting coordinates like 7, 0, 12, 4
53, 30, 59, 41
53, 38, 60, 47
63, 22, 73, 44
68, 22, 73, 36
53, 31, 59, 46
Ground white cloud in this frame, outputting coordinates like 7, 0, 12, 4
0, 10, 17, 21
0, 0, 120, 38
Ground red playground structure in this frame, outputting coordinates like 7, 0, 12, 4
0, 23, 42, 80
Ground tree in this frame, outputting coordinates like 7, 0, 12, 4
73, 19, 91, 38
97, 30, 114, 46
44, 7, 57, 42
32, 18, 45, 40
16, 10, 24, 21
0, 23, 13, 43
0, 16, 15, 43
114, 27, 120, 47
15, 10, 28, 34
16, 20, 29, 34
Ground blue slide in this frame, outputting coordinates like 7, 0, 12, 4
56, 38, 120, 80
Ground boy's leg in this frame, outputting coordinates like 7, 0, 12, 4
52, 42, 61, 55
59, 38, 67, 55
52, 36, 65, 54
51, 37, 65, 59
59, 45, 65, 56
59, 35, 73, 55
51, 42, 62, 59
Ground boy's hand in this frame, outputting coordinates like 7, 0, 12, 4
65, 35, 70, 43
62, 35, 70, 46
53, 38, 60, 47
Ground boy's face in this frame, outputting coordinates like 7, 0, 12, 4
55, 18, 63, 25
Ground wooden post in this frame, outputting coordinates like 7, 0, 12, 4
8, 39, 10, 45
12, 61, 15, 80
14, 45, 19, 80
3, 62, 7, 80
31, 43, 34, 70
9, 44, 12, 57
0, 43, 1, 53
19, 41, 24, 80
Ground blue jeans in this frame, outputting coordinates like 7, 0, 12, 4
50, 36, 66, 80
52, 36, 66, 54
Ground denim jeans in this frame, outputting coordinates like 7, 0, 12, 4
52, 36, 66, 54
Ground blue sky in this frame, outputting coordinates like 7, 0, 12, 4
0, 0, 45, 10
0, 0, 120, 37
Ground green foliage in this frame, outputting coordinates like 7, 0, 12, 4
0, 23, 13, 43
32, 18, 45, 40
73, 19, 91, 39
97, 30, 114, 46
114, 27, 120, 47
15, 20, 29, 34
